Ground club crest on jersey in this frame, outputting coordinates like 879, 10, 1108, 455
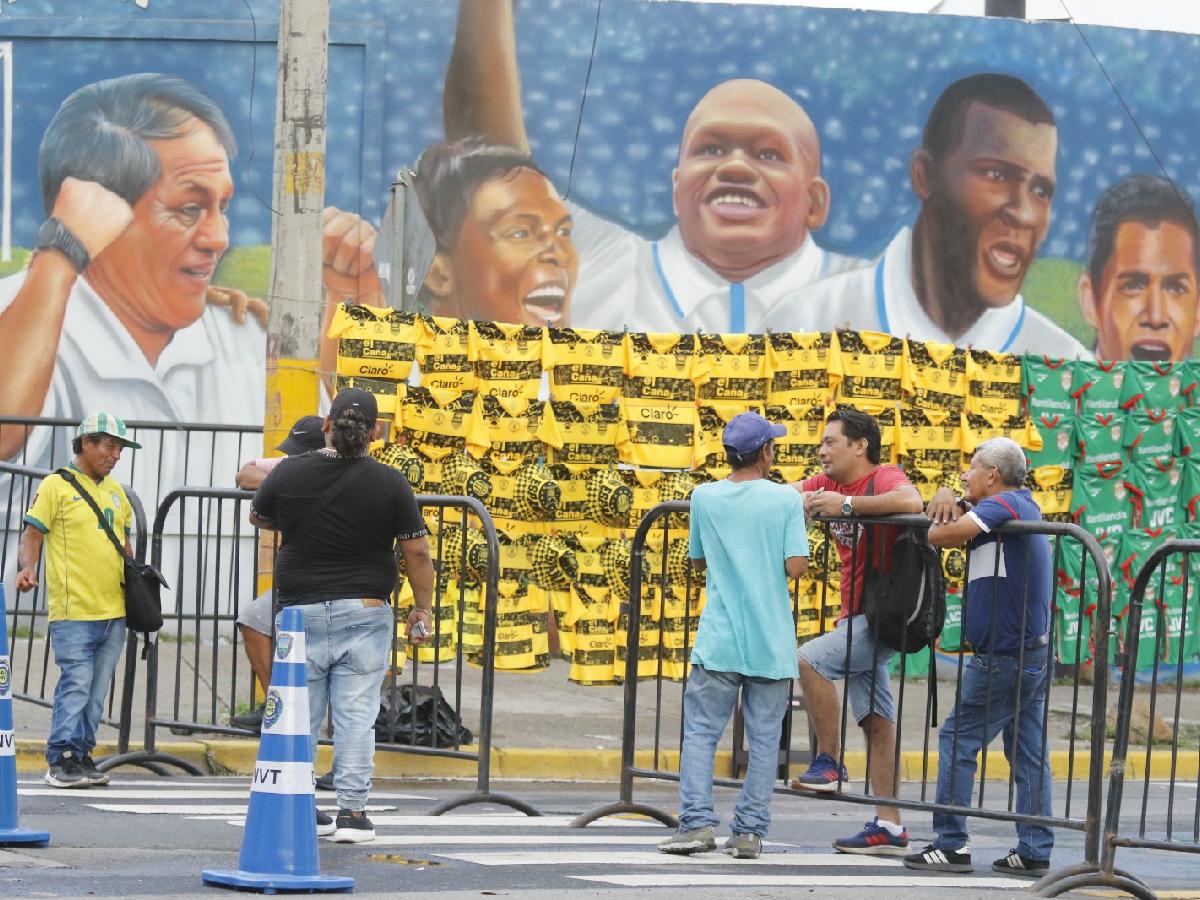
276, 633, 294, 661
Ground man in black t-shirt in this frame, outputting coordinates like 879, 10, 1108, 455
251, 388, 434, 844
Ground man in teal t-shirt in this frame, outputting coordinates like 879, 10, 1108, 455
658, 412, 809, 861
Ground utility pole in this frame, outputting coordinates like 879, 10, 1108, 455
263, 0, 329, 455
985, 0, 1026, 17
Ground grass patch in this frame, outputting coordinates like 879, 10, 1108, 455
158, 631, 196, 645
214, 245, 271, 299
10, 623, 45, 640
0, 248, 31, 278
1022, 257, 1091, 347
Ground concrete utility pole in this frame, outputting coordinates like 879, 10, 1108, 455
985, 0, 1026, 17
263, 0, 330, 455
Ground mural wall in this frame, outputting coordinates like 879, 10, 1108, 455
0, 0, 1197, 481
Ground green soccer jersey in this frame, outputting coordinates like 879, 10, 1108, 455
1028, 413, 1075, 469
1173, 406, 1200, 459
1072, 461, 1133, 540
1114, 527, 1175, 670
1178, 459, 1200, 525
1075, 412, 1125, 466
1125, 459, 1180, 532
1072, 360, 1127, 417
1121, 407, 1175, 467
1022, 355, 1077, 419
1053, 532, 1119, 665
1119, 360, 1190, 413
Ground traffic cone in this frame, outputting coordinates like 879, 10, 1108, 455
202, 606, 353, 892
0, 586, 50, 847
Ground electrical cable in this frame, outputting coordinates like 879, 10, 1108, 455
563, 0, 603, 202
236, 0, 280, 217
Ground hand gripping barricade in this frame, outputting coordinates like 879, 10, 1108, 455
0, 586, 50, 847
202, 606, 353, 893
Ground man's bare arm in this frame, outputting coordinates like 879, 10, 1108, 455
847, 484, 924, 516
236, 462, 269, 491
785, 555, 808, 580
444, 0, 530, 152
15, 526, 43, 592
399, 536, 436, 612
0, 177, 134, 460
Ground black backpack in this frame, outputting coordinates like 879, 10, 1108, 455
864, 525, 946, 654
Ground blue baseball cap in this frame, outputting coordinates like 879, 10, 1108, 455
722, 412, 786, 458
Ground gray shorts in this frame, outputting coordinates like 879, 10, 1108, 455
798, 614, 896, 725
236, 590, 274, 637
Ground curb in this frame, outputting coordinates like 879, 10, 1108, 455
13, 739, 1195, 782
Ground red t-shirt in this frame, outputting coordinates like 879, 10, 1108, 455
801, 464, 912, 618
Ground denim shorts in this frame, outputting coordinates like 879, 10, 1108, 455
799, 614, 896, 724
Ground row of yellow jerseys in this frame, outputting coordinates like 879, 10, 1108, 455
329, 304, 1023, 416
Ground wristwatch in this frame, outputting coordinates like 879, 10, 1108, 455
36, 218, 90, 273
841, 496, 854, 516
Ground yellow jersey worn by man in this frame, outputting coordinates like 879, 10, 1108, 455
16, 412, 139, 790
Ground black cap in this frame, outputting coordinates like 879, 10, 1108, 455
275, 415, 326, 456
329, 387, 379, 429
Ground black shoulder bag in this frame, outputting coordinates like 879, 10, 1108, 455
55, 468, 168, 645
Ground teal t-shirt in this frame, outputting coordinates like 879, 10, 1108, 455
688, 477, 809, 679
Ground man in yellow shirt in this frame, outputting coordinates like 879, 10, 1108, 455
15, 412, 138, 789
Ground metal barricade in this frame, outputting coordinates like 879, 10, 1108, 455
573, 499, 1116, 883
1037, 539, 1200, 900
108, 485, 538, 813
0, 460, 150, 764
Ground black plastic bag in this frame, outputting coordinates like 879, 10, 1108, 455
374, 684, 473, 748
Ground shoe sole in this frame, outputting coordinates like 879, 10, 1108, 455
834, 843, 909, 857
992, 865, 1047, 878
317, 824, 337, 837
329, 830, 375, 844
724, 848, 760, 859
789, 780, 842, 793
658, 843, 715, 855
44, 774, 89, 789
903, 861, 974, 874
85, 777, 110, 786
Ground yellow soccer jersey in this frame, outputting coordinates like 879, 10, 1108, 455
961, 412, 1043, 453
768, 403, 828, 483
620, 400, 697, 470
467, 394, 562, 474
897, 408, 964, 500
400, 386, 488, 461
1029, 464, 1073, 515
544, 327, 625, 404
469, 321, 546, 402
833, 330, 906, 408
328, 302, 422, 382
333, 374, 405, 424
765, 331, 842, 409
966, 349, 1023, 421
25, 466, 132, 622
624, 332, 700, 404
902, 338, 967, 413
695, 333, 768, 405
416, 315, 476, 393
547, 401, 630, 474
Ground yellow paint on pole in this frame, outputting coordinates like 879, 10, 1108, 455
284, 151, 326, 196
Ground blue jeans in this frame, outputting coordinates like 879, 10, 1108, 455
678, 665, 791, 837
296, 601, 392, 812
933, 648, 1054, 861
46, 618, 126, 764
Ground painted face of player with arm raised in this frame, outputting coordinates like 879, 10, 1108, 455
911, 98, 1057, 340
672, 79, 829, 284
426, 166, 580, 326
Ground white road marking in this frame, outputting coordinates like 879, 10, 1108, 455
206, 813, 653, 828
369, 835, 795, 847
20, 788, 428, 800
429, 851, 900, 867
568, 874, 1027, 888
87, 803, 397, 815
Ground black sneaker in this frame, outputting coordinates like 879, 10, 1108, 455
316, 809, 336, 837
230, 703, 265, 734
315, 770, 335, 792
903, 843, 973, 873
992, 850, 1049, 877
77, 754, 110, 786
45, 754, 89, 789
330, 809, 375, 843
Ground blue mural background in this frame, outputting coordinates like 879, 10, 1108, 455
1, 0, 1198, 265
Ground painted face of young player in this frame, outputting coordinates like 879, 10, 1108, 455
1083, 219, 1200, 361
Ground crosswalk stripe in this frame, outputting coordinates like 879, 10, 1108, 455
429, 851, 901, 867
87, 803, 397, 815
20, 788, 429, 800
567, 874, 1027, 888
207, 814, 651, 828
374, 835, 738, 846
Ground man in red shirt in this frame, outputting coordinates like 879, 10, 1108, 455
790, 409, 923, 856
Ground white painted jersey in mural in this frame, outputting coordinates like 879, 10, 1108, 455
0, 269, 266, 507
766, 226, 1091, 356
568, 205, 867, 334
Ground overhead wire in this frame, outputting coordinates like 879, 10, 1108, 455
562, 0, 604, 202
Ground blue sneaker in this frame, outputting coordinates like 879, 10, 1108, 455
788, 752, 848, 793
833, 817, 910, 856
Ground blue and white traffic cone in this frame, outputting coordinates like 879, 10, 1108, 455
0, 586, 50, 847
202, 606, 352, 892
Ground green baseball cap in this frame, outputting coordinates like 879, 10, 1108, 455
77, 411, 142, 449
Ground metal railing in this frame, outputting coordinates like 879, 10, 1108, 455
573, 499, 1116, 884
1036, 539, 1200, 899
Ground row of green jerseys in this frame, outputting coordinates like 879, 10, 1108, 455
330, 303, 1039, 416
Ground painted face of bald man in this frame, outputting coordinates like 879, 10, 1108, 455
672, 79, 829, 281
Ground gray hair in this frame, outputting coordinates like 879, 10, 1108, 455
39, 73, 237, 215
972, 437, 1028, 487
